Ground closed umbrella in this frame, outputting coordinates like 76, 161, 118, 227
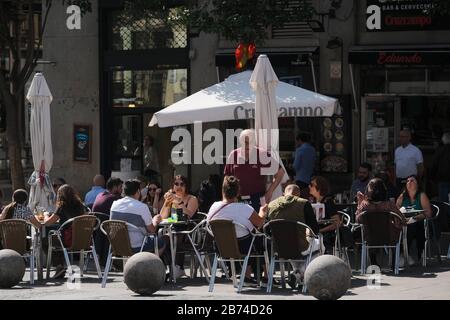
250, 55, 289, 201
26, 73, 55, 212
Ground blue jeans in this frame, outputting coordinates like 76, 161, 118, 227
438, 182, 450, 203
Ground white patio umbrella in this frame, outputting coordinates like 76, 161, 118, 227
250, 55, 289, 201
26, 73, 56, 212
149, 71, 339, 127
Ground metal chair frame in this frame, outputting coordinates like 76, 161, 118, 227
207, 220, 269, 293
263, 219, 319, 294
0, 219, 39, 285
359, 211, 403, 275
46, 215, 102, 280
100, 219, 158, 288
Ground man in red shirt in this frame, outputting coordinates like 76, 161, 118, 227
92, 177, 123, 266
224, 129, 284, 211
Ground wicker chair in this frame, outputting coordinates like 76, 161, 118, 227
359, 211, 403, 275
0, 219, 39, 285
207, 219, 268, 293
46, 215, 102, 280
100, 220, 155, 288
263, 219, 320, 293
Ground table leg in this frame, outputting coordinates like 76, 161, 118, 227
169, 227, 176, 284
403, 226, 408, 268
35, 230, 43, 281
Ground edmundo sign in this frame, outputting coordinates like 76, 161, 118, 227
366, 0, 450, 32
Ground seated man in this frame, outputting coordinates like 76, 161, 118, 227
350, 163, 372, 201
110, 179, 165, 256
267, 184, 320, 289
85, 174, 106, 208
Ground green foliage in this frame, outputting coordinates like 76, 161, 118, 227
185, 0, 314, 43
121, 0, 314, 44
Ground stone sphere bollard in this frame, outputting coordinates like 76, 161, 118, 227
304, 254, 351, 300
123, 252, 165, 295
0, 249, 26, 288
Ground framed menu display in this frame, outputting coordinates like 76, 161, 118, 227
320, 96, 351, 173
73, 124, 92, 162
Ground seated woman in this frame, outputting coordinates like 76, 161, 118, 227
44, 184, 86, 279
207, 175, 268, 284
309, 176, 340, 254
0, 189, 41, 229
160, 175, 199, 278
145, 180, 164, 216
355, 178, 406, 266
396, 175, 432, 264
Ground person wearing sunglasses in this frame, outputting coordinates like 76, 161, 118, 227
145, 181, 164, 216
160, 175, 199, 279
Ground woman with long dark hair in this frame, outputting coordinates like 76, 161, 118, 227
44, 184, 86, 278
396, 175, 432, 264
160, 175, 199, 279
145, 180, 164, 216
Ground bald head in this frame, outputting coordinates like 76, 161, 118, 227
284, 184, 300, 197
93, 174, 105, 187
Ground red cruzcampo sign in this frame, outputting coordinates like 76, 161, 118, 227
366, 0, 450, 32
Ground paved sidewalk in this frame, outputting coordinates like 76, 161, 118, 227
1, 260, 450, 300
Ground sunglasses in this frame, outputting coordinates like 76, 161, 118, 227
148, 187, 158, 191
174, 182, 185, 187
53, 184, 61, 188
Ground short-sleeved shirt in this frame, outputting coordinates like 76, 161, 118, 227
395, 144, 423, 179
84, 186, 107, 206
110, 197, 152, 248
92, 191, 121, 216
294, 143, 316, 184
224, 147, 279, 196
11, 204, 33, 221
207, 201, 255, 238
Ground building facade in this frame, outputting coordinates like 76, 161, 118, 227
34, 0, 450, 198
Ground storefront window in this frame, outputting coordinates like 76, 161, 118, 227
110, 9, 187, 51
112, 69, 188, 108
111, 115, 142, 171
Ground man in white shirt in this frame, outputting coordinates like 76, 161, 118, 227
394, 129, 424, 190
110, 179, 165, 255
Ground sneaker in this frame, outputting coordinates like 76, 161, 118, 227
52, 265, 67, 279
173, 265, 186, 279
287, 273, 298, 289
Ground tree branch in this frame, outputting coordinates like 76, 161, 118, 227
16, 0, 52, 94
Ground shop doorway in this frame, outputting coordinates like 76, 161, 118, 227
362, 95, 450, 196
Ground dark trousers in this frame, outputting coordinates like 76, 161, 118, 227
407, 220, 426, 260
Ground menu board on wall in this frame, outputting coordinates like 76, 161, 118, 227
320, 116, 348, 173
73, 124, 92, 162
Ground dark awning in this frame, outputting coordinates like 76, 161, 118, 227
348, 44, 450, 66
215, 47, 319, 67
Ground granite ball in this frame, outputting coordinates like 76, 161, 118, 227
0, 249, 26, 288
123, 252, 165, 295
304, 254, 351, 300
